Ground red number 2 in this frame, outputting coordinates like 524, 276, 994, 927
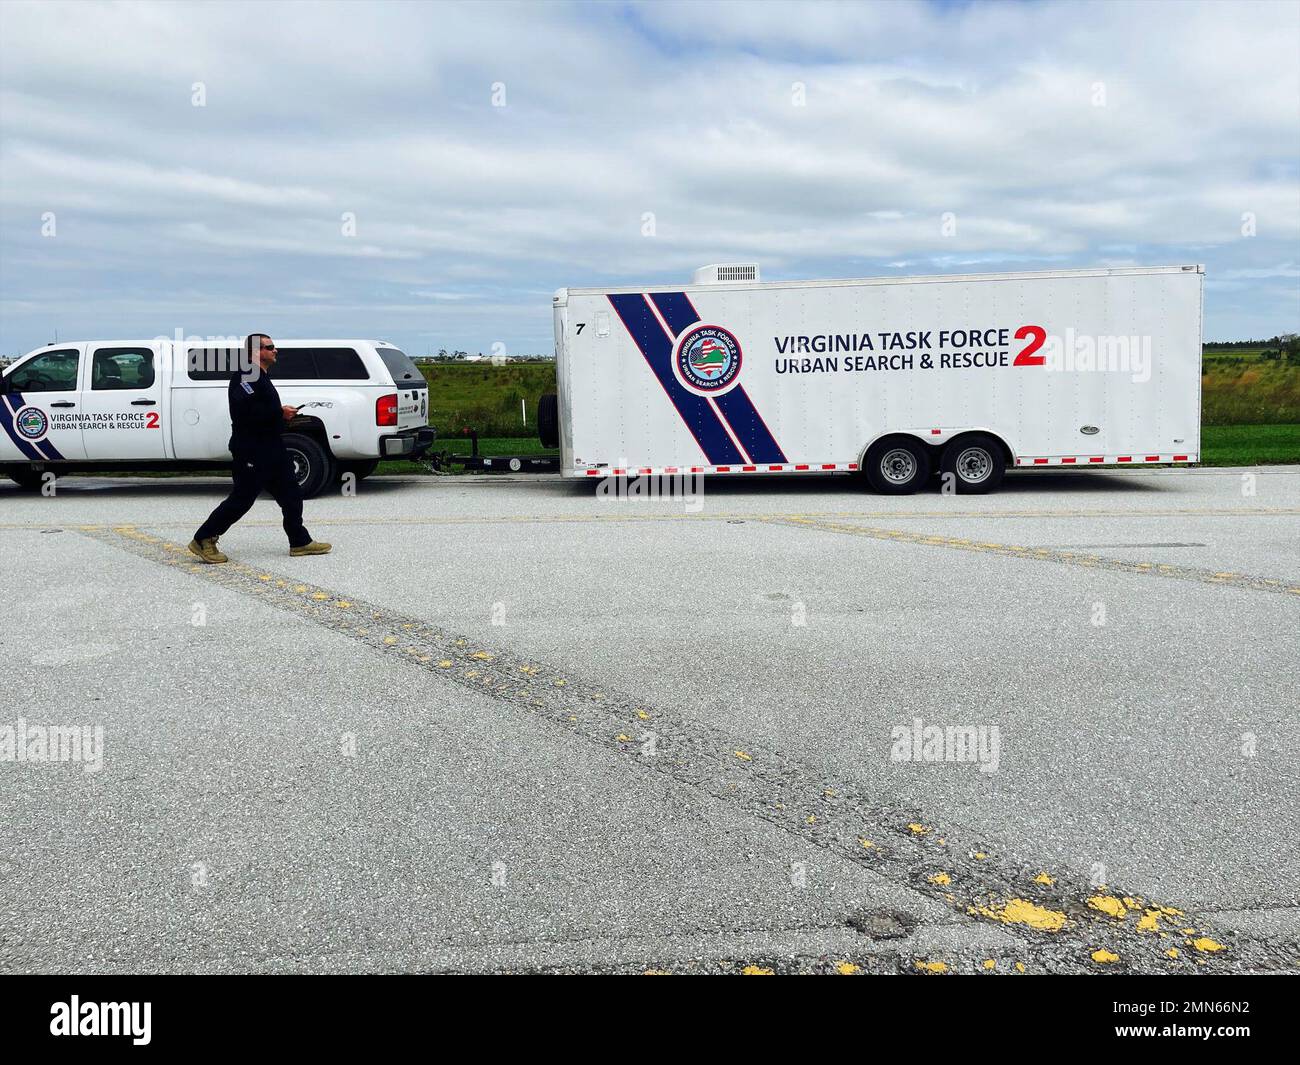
145, 412, 160, 429
1013, 325, 1046, 366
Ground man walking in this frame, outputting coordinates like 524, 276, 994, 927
189, 333, 331, 563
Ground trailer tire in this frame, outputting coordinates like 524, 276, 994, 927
940, 433, 1006, 494
283, 433, 336, 499
4, 465, 46, 492
863, 436, 930, 494
538, 394, 559, 449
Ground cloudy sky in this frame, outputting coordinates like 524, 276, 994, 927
1, 0, 1297, 357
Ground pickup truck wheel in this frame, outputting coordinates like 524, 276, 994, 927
5, 466, 46, 492
940, 433, 1006, 494
538, 394, 559, 449
282, 433, 336, 499
863, 437, 930, 494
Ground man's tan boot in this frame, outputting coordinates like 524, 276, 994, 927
188, 537, 228, 564
290, 541, 332, 556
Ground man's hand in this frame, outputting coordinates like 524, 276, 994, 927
282, 405, 299, 420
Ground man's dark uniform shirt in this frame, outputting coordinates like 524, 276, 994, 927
193, 367, 313, 548
229, 371, 287, 454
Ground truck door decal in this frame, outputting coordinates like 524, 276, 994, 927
646, 292, 788, 465
607, 293, 745, 465
1, 392, 66, 461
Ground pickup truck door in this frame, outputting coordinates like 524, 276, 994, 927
1, 346, 88, 461
79, 343, 169, 460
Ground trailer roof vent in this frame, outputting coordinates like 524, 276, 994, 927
693, 263, 761, 285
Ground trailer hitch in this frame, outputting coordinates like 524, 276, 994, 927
418, 426, 559, 474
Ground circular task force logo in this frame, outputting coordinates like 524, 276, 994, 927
675, 324, 742, 394
15, 406, 49, 441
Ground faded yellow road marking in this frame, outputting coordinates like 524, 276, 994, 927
766, 516, 1300, 596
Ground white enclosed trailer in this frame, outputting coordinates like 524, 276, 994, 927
543, 264, 1203, 492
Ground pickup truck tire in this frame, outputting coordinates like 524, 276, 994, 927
940, 433, 1005, 494
538, 394, 559, 449
5, 465, 46, 492
863, 436, 930, 494
282, 433, 336, 499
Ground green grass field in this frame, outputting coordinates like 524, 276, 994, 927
418, 363, 556, 437
1200, 424, 1300, 466
1202, 363, 1300, 425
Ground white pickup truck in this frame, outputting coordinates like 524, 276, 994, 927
0, 338, 434, 496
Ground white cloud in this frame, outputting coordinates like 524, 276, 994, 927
0, 0, 1297, 352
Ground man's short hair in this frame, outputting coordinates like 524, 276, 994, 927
245, 333, 273, 359
237, 332, 274, 379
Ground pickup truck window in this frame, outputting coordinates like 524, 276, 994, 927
9, 349, 80, 392
92, 347, 155, 390
185, 346, 367, 381
276, 347, 368, 380
187, 347, 243, 381
376, 347, 423, 385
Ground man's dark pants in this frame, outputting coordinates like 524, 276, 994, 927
195, 444, 312, 548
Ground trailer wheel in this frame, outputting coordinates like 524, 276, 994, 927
538, 394, 559, 449
863, 437, 930, 494
940, 433, 1006, 494
283, 433, 336, 499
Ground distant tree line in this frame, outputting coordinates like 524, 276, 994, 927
1204, 335, 1297, 351
1205, 335, 1300, 365
416, 349, 553, 363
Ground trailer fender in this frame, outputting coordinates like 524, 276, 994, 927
857, 427, 1016, 468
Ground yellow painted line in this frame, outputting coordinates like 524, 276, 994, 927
763, 516, 1300, 596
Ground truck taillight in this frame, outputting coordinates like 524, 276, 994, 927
376, 394, 398, 426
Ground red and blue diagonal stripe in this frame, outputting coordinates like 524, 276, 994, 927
610, 291, 787, 466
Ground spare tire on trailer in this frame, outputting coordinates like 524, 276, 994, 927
537, 394, 559, 448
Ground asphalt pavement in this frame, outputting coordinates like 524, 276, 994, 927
2, 464, 1297, 973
